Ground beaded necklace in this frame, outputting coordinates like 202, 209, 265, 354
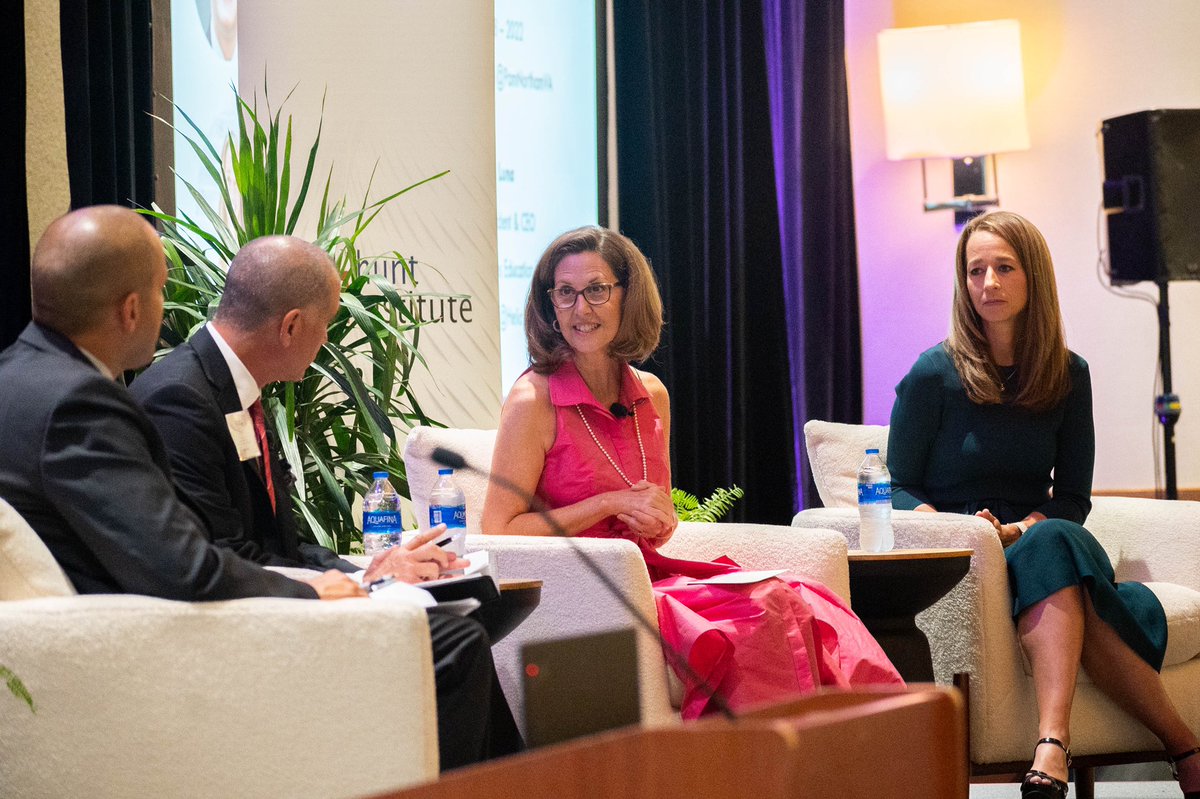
574, 403, 647, 487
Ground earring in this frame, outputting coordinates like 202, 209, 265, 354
552, 320, 561, 332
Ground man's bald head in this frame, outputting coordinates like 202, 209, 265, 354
31, 205, 164, 336
215, 236, 340, 331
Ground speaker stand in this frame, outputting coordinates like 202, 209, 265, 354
1155, 279, 1181, 500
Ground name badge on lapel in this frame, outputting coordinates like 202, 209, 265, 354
225, 410, 261, 462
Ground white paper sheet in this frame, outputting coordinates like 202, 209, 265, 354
688, 569, 786, 586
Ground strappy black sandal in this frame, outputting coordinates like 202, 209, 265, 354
1021, 737, 1071, 799
1170, 746, 1200, 799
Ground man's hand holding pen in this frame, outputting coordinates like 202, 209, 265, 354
362, 524, 470, 585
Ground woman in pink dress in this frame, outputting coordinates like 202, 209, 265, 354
481, 226, 902, 718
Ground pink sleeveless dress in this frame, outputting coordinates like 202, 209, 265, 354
535, 361, 903, 719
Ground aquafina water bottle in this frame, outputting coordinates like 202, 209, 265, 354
362, 471, 402, 555
428, 468, 467, 557
857, 448, 894, 552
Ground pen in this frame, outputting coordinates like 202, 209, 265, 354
367, 576, 396, 593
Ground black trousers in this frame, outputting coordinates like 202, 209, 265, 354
427, 612, 523, 770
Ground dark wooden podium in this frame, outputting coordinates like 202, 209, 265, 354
372, 686, 967, 799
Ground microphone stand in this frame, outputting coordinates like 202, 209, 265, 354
1155, 279, 1180, 500
431, 446, 736, 720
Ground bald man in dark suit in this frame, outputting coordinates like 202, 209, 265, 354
130, 234, 522, 768
130, 236, 458, 585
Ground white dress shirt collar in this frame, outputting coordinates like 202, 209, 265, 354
206, 323, 261, 411
75, 345, 116, 380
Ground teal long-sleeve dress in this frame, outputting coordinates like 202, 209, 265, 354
888, 343, 1167, 670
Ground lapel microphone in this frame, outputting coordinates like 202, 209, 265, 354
609, 402, 631, 419
430, 445, 734, 720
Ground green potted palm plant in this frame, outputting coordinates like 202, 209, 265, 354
143, 85, 450, 554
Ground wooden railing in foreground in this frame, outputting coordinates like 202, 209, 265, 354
372, 686, 966, 799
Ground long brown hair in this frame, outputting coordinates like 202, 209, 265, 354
525, 226, 663, 374
947, 211, 1071, 412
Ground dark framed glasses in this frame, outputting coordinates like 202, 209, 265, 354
546, 282, 622, 309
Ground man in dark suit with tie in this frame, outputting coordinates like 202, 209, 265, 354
0, 208, 518, 769
130, 234, 447, 584
0, 205, 349, 600
130, 234, 522, 767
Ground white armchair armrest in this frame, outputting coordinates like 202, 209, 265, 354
1, 594, 437, 799
470, 534, 673, 732
661, 522, 850, 603
1088, 496, 1200, 590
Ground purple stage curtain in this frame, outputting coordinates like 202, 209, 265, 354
615, 0, 862, 517
614, 1, 797, 523
763, 0, 862, 509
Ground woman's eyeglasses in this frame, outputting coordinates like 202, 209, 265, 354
546, 282, 622, 309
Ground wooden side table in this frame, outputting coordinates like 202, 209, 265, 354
847, 548, 972, 682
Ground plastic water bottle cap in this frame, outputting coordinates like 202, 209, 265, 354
437, 468, 453, 475
865, 448, 879, 455
372, 471, 389, 479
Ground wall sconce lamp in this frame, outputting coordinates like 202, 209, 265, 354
878, 19, 1031, 225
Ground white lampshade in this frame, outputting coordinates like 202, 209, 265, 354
879, 20, 1030, 161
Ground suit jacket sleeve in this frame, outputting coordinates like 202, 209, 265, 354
136, 377, 280, 565
299, 542, 361, 573
138, 370, 359, 573
43, 384, 318, 601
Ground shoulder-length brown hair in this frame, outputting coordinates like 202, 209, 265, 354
525, 226, 663, 374
946, 210, 1071, 413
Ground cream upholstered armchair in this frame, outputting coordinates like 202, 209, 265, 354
794, 420, 1200, 789
401, 426, 853, 731
0, 498, 440, 799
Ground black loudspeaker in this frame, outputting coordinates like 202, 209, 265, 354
1101, 109, 1200, 284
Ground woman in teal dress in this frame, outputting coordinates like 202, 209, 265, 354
888, 211, 1200, 799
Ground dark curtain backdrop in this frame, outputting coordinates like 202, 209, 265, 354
1, 1, 31, 351
614, 1, 796, 524
614, 0, 862, 518
60, 0, 155, 210
763, 0, 862, 506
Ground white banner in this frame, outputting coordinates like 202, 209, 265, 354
239, 0, 501, 429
